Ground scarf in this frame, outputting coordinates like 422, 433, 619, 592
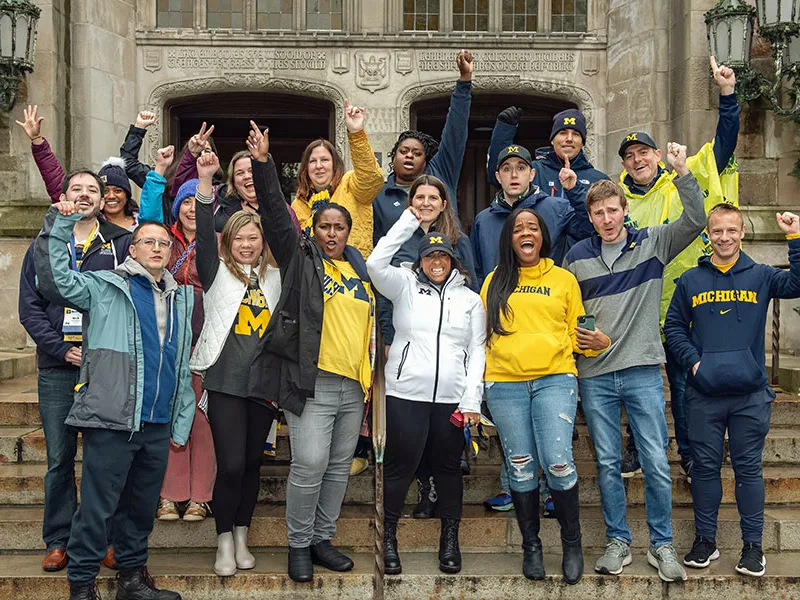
300, 185, 335, 237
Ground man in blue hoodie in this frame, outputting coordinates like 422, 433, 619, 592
664, 205, 800, 578
36, 204, 195, 600
19, 170, 130, 574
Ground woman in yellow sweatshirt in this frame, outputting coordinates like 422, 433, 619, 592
291, 100, 385, 259
481, 207, 609, 586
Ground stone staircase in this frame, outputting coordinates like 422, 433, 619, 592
0, 351, 799, 599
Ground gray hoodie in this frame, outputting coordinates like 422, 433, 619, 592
116, 256, 178, 344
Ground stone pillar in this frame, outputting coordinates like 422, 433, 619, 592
69, 0, 137, 169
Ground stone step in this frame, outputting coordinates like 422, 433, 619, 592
0, 550, 797, 600
6, 423, 800, 467
3, 372, 800, 428
0, 351, 35, 382
2, 462, 799, 507
2, 504, 799, 554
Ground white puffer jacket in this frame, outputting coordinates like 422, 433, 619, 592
190, 261, 281, 373
367, 210, 486, 413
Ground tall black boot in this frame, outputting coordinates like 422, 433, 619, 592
550, 483, 584, 585
509, 489, 545, 580
384, 521, 402, 575
438, 518, 461, 574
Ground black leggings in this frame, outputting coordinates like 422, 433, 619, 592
207, 391, 276, 534
384, 396, 464, 523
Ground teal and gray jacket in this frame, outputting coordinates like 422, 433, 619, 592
35, 207, 195, 444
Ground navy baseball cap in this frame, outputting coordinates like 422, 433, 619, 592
496, 144, 533, 168
618, 132, 658, 157
418, 232, 455, 259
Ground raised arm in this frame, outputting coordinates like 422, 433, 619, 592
459, 296, 486, 415
247, 121, 300, 269
655, 143, 706, 263
768, 212, 800, 299
428, 50, 474, 198
194, 152, 221, 290
366, 208, 420, 301
486, 107, 521, 188
120, 111, 157, 188
34, 205, 95, 311
710, 56, 740, 174
170, 122, 215, 197
139, 146, 175, 223
16, 105, 64, 203
664, 275, 701, 371
342, 101, 384, 205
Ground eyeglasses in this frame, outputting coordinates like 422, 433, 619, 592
134, 238, 173, 249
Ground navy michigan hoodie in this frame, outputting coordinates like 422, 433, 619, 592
664, 237, 800, 396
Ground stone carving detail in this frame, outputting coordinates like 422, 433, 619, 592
356, 51, 390, 93
417, 50, 576, 73
164, 48, 327, 71
365, 107, 398, 134
332, 50, 350, 74
144, 76, 347, 163
398, 76, 598, 156
143, 49, 162, 73
582, 53, 599, 77
395, 51, 414, 75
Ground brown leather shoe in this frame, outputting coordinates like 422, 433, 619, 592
101, 546, 117, 570
42, 548, 68, 571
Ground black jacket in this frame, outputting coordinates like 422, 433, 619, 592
19, 219, 131, 370
252, 157, 370, 417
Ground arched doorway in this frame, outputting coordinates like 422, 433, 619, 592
164, 92, 334, 199
411, 93, 577, 232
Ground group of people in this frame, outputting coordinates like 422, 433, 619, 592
15, 50, 799, 600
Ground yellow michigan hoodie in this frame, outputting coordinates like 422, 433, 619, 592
481, 258, 602, 381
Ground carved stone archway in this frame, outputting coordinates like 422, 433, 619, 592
142, 74, 348, 164
398, 75, 602, 165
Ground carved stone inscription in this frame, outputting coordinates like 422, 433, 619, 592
417, 50, 575, 73
165, 48, 327, 71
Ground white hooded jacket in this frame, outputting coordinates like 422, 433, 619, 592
367, 210, 486, 413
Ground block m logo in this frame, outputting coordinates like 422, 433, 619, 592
563, 117, 576, 125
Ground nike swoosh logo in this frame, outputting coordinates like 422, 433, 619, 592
720, 309, 732, 315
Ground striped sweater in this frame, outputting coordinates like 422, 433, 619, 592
564, 173, 705, 379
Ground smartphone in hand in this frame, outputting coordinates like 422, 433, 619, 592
577, 314, 595, 331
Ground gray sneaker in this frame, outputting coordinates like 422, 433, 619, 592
595, 538, 632, 575
647, 543, 688, 582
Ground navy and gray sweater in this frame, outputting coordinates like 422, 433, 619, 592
664, 239, 800, 396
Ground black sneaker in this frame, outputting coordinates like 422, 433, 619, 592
683, 537, 720, 568
621, 449, 641, 478
680, 458, 694, 484
735, 542, 766, 577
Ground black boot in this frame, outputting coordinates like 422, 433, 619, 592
288, 546, 313, 583
310, 540, 354, 571
509, 489, 545, 580
70, 582, 101, 600
384, 521, 402, 575
412, 477, 437, 519
438, 518, 462, 574
550, 484, 584, 585
115, 566, 181, 600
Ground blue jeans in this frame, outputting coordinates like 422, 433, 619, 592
37, 367, 79, 552
485, 374, 578, 494
579, 365, 673, 547
626, 344, 691, 462
686, 386, 772, 543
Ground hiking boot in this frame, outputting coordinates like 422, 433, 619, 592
647, 543, 687, 582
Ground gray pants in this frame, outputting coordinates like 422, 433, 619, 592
285, 370, 364, 548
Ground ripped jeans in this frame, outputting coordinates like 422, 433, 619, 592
485, 374, 578, 494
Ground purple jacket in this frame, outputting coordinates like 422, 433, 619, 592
31, 139, 64, 203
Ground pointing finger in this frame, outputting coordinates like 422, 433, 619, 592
710, 55, 720, 73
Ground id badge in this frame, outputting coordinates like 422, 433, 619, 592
63, 308, 83, 342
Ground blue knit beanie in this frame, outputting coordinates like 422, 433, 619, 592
550, 109, 587, 143
173, 179, 199, 221
98, 157, 132, 198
